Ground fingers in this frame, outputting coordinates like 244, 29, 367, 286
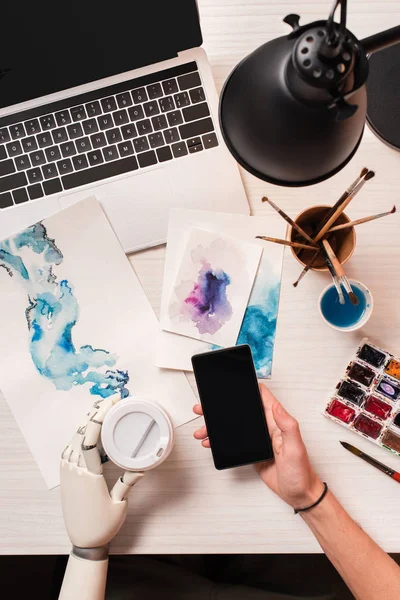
110, 471, 144, 502
193, 425, 208, 439
193, 403, 203, 416
271, 401, 300, 438
82, 394, 121, 474
201, 438, 211, 448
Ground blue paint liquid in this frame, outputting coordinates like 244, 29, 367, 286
320, 284, 367, 328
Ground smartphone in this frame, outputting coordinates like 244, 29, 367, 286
191, 345, 274, 470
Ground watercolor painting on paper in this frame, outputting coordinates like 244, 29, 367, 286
164, 228, 263, 347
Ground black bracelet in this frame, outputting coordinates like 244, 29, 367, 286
294, 482, 328, 515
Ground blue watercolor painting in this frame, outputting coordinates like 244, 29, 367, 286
0, 222, 129, 399
180, 261, 232, 335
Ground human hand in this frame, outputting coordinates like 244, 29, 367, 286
60, 395, 143, 550
193, 384, 324, 509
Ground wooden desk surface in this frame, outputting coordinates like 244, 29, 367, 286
1, 0, 399, 554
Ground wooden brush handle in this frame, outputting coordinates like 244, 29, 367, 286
321, 239, 345, 279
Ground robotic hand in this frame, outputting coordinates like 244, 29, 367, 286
59, 395, 143, 600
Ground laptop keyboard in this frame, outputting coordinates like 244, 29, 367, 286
0, 61, 219, 210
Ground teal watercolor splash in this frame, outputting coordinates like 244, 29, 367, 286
0, 223, 129, 399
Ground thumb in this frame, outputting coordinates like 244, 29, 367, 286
272, 401, 300, 438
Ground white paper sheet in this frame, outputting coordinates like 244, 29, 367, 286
156, 210, 286, 378
162, 228, 262, 347
0, 197, 196, 489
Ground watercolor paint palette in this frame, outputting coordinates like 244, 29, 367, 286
324, 338, 400, 457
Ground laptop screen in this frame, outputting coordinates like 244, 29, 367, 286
0, 0, 202, 110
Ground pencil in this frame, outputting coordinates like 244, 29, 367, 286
326, 206, 396, 233
255, 236, 316, 251
262, 197, 318, 247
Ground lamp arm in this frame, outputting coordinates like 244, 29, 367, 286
360, 25, 400, 55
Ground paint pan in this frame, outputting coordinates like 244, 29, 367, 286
324, 338, 400, 459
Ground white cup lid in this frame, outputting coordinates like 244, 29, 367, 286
101, 399, 174, 471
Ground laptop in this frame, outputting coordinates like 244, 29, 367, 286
0, 0, 248, 252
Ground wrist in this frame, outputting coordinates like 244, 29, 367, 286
72, 545, 109, 561
290, 476, 325, 510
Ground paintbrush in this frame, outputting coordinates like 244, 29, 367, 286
321, 239, 359, 306
327, 206, 396, 233
313, 169, 375, 243
262, 197, 318, 247
325, 257, 345, 304
292, 250, 320, 287
341, 441, 400, 483
255, 236, 316, 251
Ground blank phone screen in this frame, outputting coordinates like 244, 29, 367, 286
192, 345, 274, 470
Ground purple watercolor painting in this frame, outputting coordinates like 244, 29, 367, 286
166, 229, 263, 347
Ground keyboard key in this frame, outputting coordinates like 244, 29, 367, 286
121, 124, 137, 140
45, 146, 62, 162
22, 136, 38, 152
162, 79, 178, 95
101, 97, 117, 113
0, 146, 6, 161
106, 128, 122, 144
156, 146, 173, 162
148, 132, 164, 148
179, 117, 214, 140
136, 119, 152, 136
0, 158, 15, 177
171, 141, 188, 158
76, 137, 92, 153
159, 96, 175, 113
6, 140, 22, 157
82, 119, 99, 135
98, 114, 114, 131
27, 183, 44, 200
167, 111, 183, 126
15, 155, 31, 171
10, 123, 26, 140
137, 150, 157, 168
178, 71, 202, 91
147, 83, 163, 99
27, 167, 43, 184
52, 127, 68, 144
25, 120, 40, 135
116, 93, 132, 108
133, 137, 149, 153
43, 178, 63, 196
57, 158, 73, 175
42, 163, 58, 179
117, 140, 134, 157
71, 106, 87, 121
62, 155, 138, 190
91, 133, 107, 149
189, 87, 206, 104
88, 150, 104, 167
40, 115, 56, 130
0, 128, 11, 143
30, 150, 46, 166
67, 123, 84, 139
102, 145, 119, 162
85, 101, 102, 117
37, 131, 53, 148
60, 141, 76, 157
128, 106, 145, 121
152, 115, 168, 131
0, 171, 27, 194
131, 88, 148, 104
183, 102, 210, 122
202, 132, 219, 149
55, 110, 72, 126
13, 188, 29, 204
0, 192, 13, 208
143, 101, 159, 117
72, 155, 89, 171
174, 92, 190, 108
114, 109, 129, 126
164, 127, 180, 144
188, 141, 203, 154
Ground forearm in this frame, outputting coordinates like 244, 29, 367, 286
302, 491, 400, 600
59, 547, 109, 600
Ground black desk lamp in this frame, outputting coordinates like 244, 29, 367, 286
219, 0, 400, 187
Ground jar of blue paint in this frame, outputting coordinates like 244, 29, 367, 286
318, 280, 373, 332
